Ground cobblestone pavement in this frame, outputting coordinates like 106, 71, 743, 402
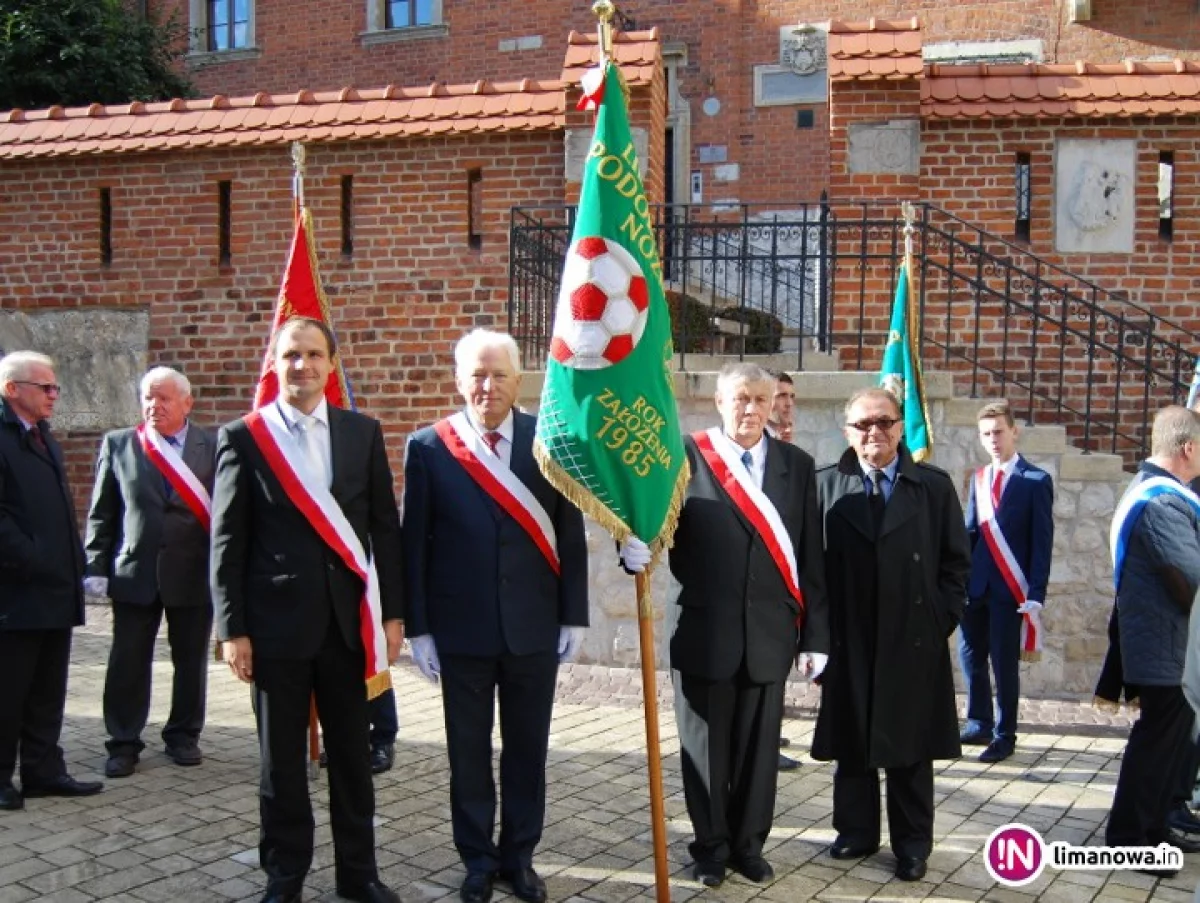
0, 606, 1196, 903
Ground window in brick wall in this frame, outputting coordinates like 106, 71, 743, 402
386, 0, 435, 28
191, 0, 254, 53
1159, 151, 1175, 242
99, 187, 113, 267
218, 181, 232, 268
1014, 152, 1032, 243
467, 169, 483, 250
341, 175, 354, 259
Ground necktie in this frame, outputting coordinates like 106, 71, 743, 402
162, 434, 179, 497
28, 426, 47, 454
483, 431, 503, 458
869, 468, 886, 530
740, 450, 753, 471
991, 468, 1004, 510
294, 416, 325, 486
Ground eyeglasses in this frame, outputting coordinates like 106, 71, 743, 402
847, 417, 900, 433
14, 381, 61, 395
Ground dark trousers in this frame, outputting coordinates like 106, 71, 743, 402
833, 759, 934, 859
252, 629, 377, 894
440, 651, 559, 875
1171, 736, 1200, 811
104, 599, 212, 755
674, 666, 785, 866
0, 629, 71, 787
1107, 684, 1196, 846
959, 591, 1022, 743
369, 688, 397, 746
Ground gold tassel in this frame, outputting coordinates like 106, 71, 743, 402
366, 669, 393, 700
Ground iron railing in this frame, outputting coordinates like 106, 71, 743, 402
509, 200, 1200, 463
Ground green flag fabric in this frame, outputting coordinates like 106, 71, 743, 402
535, 61, 689, 556
879, 255, 933, 462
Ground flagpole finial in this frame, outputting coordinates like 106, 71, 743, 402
900, 201, 917, 257
592, 0, 615, 60
291, 142, 307, 210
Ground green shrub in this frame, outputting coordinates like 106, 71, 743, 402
713, 306, 784, 354
665, 289, 713, 353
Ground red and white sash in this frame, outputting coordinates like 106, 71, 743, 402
975, 466, 1042, 660
136, 424, 211, 532
434, 413, 559, 575
692, 428, 804, 613
244, 405, 391, 697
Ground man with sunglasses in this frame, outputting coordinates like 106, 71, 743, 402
0, 352, 103, 811
813, 387, 969, 882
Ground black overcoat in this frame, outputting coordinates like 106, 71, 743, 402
812, 445, 970, 767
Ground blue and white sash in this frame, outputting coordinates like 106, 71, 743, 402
1109, 476, 1200, 589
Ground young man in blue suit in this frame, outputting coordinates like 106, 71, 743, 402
960, 401, 1055, 763
402, 329, 589, 903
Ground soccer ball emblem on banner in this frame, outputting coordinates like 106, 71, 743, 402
549, 236, 650, 369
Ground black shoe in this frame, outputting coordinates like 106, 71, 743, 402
22, 775, 103, 798
1168, 802, 1200, 833
460, 870, 495, 903
778, 753, 801, 772
165, 742, 203, 766
959, 726, 992, 746
1165, 825, 1200, 853
778, 737, 791, 749
1136, 866, 1180, 879
895, 856, 927, 881
978, 740, 1015, 763
259, 891, 301, 903
499, 867, 546, 903
336, 878, 400, 903
829, 838, 879, 860
0, 784, 23, 811
370, 743, 394, 775
105, 754, 137, 778
691, 860, 725, 887
731, 855, 774, 883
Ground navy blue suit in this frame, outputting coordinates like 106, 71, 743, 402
402, 409, 588, 875
960, 455, 1054, 744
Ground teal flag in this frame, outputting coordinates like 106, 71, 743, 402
534, 61, 689, 557
879, 255, 933, 462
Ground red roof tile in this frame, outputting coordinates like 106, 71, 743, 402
828, 17, 923, 82
0, 80, 568, 159
562, 28, 661, 87
922, 60, 1200, 119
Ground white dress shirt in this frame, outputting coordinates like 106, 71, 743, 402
465, 408, 515, 468
718, 431, 766, 490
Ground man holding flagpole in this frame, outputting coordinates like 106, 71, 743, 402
211, 316, 404, 903
958, 401, 1054, 764
84, 366, 216, 779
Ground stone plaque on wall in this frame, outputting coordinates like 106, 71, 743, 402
0, 309, 148, 431
1054, 138, 1135, 254
565, 127, 649, 183
847, 120, 920, 175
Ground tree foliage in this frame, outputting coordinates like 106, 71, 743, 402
0, 0, 193, 111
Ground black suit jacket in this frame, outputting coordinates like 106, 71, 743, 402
0, 398, 85, 630
84, 423, 217, 608
209, 404, 403, 660
668, 433, 829, 683
401, 410, 589, 657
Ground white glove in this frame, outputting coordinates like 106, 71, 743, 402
558, 626, 585, 663
1017, 600, 1043, 615
619, 535, 652, 573
83, 576, 109, 597
796, 651, 828, 680
408, 634, 441, 684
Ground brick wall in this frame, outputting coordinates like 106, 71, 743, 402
0, 132, 565, 512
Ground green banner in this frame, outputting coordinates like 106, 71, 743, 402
879, 255, 933, 462
535, 62, 689, 554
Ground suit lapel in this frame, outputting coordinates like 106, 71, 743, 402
831, 451, 875, 541
509, 413, 534, 486
328, 406, 350, 502
761, 438, 790, 516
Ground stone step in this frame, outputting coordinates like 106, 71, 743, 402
674, 351, 840, 372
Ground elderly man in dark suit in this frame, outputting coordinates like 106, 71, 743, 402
814, 387, 970, 882
403, 328, 589, 903
85, 366, 217, 778
959, 400, 1054, 764
622, 361, 829, 889
0, 351, 103, 811
210, 317, 404, 903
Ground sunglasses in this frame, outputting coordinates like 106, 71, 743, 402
14, 381, 62, 395
847, 417, 900, 433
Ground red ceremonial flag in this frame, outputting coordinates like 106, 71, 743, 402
253, 207, 354, 411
